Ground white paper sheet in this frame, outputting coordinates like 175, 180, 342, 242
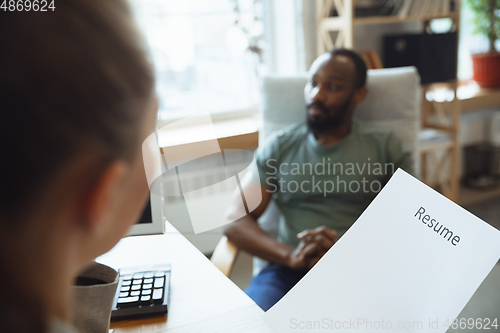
264, 169, 500, 333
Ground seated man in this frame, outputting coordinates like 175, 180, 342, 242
224, 48, 415, 311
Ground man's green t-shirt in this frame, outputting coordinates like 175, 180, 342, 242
255, 119, 415, 248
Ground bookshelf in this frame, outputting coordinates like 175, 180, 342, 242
354, 12, 459, 25
316, 0, 460, 51
316, 0, 462, 202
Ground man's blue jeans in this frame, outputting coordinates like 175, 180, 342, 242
245, 264, 308, 311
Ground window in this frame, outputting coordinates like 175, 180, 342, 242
129, 0, 264, 123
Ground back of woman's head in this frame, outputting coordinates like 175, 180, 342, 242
0, 0, 154, 225
0, 1, 154, 331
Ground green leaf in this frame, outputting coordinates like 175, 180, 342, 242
465, 0, 500, 44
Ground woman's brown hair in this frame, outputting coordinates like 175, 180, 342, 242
0, 0, 155, 223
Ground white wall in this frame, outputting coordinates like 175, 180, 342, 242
266, 0, 305, 74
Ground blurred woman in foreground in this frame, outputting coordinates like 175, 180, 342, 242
0, 0, 155, 331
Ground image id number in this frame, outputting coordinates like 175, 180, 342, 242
444, 318, 499, 330
1, 0, 55, 11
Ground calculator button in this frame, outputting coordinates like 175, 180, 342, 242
121, 280, 131, 286
142, 289, 151, 295
121, 274, 132, 280
143, 278, 153, 284
133, 273, 144, 279
143, 283, 152, 289
132, 279, 142, 285
141, 295, 151, 302
152, 288, 163, 300
119, 292, 129, 298
130, 290, 140, 296
120, 286, 130, 292
131, 285, 141, 291
154, 271, 165, 278
118, 296, 139, 304
154, 277, 165, 288
143, 272, 154, 278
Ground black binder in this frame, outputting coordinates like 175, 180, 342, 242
383, 32, 457, 84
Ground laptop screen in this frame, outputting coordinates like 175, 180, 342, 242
127, 192, 164, 236
136, 199, 152, 224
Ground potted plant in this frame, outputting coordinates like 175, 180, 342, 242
466, 0, 500, 87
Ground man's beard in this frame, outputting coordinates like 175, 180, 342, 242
306, 96, 353, 135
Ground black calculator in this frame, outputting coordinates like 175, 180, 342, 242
111, 264, 171, 320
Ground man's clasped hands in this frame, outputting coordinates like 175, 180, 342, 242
286, 226, 338, 270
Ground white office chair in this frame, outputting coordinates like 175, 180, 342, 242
211, 67, 422, 277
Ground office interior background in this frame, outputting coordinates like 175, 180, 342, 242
128, 0, 499, 329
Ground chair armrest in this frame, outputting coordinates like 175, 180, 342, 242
210, 236, 239, 277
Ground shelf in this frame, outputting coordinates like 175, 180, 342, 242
458, 83, 500, 112
321, 12, 459, 29
355, 12, 459, 25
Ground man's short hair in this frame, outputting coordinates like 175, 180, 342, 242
330, 48, 367, 89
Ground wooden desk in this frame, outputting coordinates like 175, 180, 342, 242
97, 223, 272, 333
